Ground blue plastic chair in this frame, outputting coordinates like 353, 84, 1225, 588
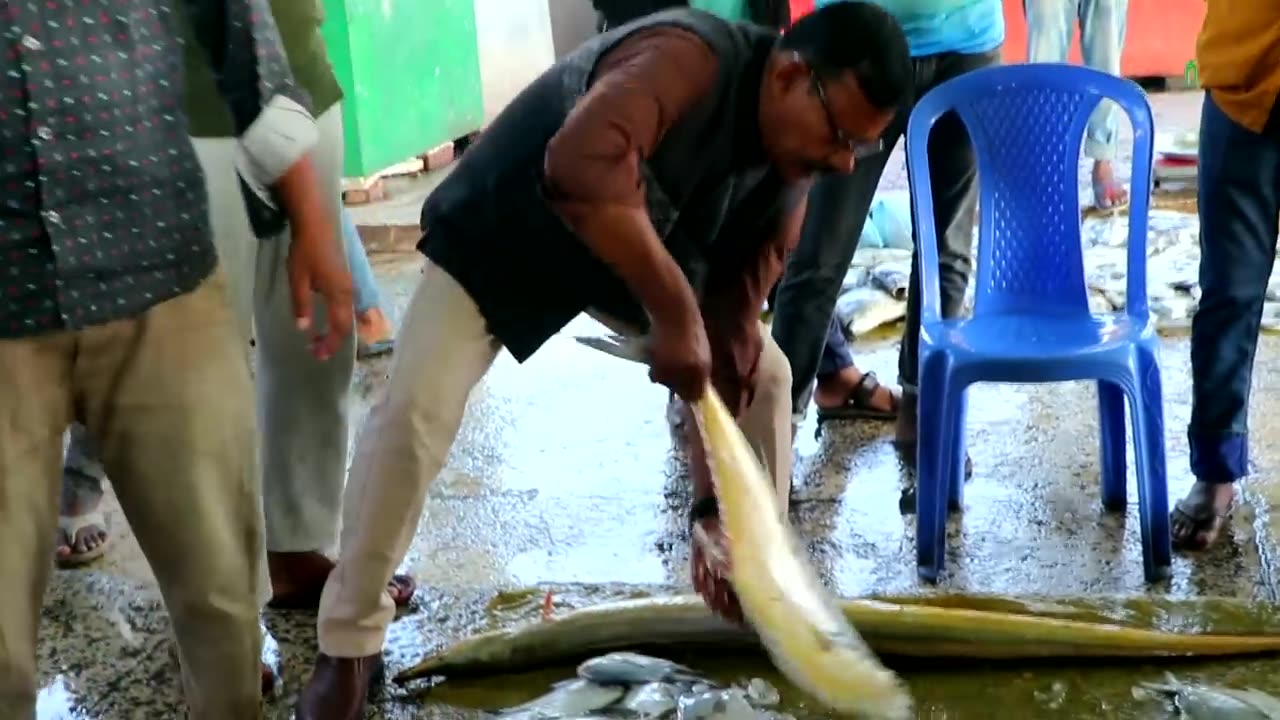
905, 64, 1171, 584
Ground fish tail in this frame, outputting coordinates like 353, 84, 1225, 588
393, 655, 444, 684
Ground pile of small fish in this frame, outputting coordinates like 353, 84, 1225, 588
1136, 674, 1280, 719
832, 208, 1280, 338
494, 652, 787, 720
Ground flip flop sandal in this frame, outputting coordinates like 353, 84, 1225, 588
55, 510, 111, 567
1171, 499, 1232, 552
357, 338, 395, 360
268, 573, 416, 610
815, 372, 900, 423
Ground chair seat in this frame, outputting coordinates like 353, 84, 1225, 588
922, 312, 1154, 362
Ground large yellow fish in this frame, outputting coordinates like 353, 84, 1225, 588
687, 384, 913, 719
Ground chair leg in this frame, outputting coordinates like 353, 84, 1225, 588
1130, 354, 1172, 583
916, 364, 960, 584
947, 389, 968, 512
1098, 380, 1128, 511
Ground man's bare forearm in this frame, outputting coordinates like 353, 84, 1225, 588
272, 155, 323, 220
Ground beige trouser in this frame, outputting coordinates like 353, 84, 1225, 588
0, 273, 263, 719
316, 258, 793, 657
63, 105, 352, 604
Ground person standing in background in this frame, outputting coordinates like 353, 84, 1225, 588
343, 208, 397, 359
769, 0, 1002, 474
51, 0, 414, 690
179, 0, 413, 619
0, 0, 352, 715
1168, 4, 1280, 551
1024, 0, 1130, 211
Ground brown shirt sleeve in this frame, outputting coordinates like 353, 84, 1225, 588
543, 28, 720, 217
703, 182, 810, 417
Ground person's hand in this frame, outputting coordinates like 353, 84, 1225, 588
286, 209, 353, 360
647, 311, 712, 404
690, 515, 744, 625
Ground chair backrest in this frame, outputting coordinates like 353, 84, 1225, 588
904, 63, 1154, 324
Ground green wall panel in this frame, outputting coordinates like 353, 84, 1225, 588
322, 0, 486, 177
691, 0, 750, 20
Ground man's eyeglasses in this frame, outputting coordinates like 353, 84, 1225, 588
812, 74, 884, 160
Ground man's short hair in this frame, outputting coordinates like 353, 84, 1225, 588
778, 2, 913, 111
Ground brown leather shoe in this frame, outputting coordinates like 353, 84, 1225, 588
295, 653, 384, 720
261, 661, 276, 696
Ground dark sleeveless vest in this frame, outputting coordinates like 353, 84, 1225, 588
420, 9, 780, 362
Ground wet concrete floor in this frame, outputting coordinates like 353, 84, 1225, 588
38, 89, 1280, 718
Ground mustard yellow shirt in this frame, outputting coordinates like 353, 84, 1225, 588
1197, 1, 1280, 133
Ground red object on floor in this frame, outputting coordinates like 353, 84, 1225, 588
788, 0, 1204, 80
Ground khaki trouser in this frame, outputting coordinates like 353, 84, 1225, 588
0, 273, 263, 719
316, 258, 793, 657
62, 105, 352, 604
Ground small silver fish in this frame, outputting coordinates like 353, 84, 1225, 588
497, 678, 625, 719
577, 652, 705, 685
834, 286, 906, 338
744, 678, 779, 707
618, 682, 680, 717
1138, 674, 1280, 719
676, 688, 758, 720
1263, 302, 1280, 332
1087, 289, 1116, 314
870, 262, 911, 301
850, 247, 913, 269
840, 266, 870, 293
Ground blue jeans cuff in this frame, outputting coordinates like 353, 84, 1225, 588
1188, 431, 1249, 484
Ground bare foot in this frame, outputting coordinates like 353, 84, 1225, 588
1092, 160, 1129, 211
356, 308, 395, 359
355, 307, 394, 347
267, 551, 415, 610
813, 366, 900, 420
55, 468, 110, 566
1171, 481, 1235, 551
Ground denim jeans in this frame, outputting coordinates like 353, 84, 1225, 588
1188, 93, 1280, 484
771, 49, 998, 419
816, 316, 856, 379
342, 207, 383, 314
1024, 0, 1129, 161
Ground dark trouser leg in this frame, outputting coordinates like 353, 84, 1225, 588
1188, 94, 1280, 484
897, 50, 999, 398
816, 316, 856, 380
771, 121, 901, 418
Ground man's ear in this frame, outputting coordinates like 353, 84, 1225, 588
770, 50, 810, 93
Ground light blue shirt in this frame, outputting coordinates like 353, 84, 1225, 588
815, 0, 1005, 58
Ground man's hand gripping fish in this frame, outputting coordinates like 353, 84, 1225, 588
687, 382, 913, 719
574, 332, 913, 717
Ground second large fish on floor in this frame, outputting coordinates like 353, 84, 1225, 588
397, 595, 1280, 682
